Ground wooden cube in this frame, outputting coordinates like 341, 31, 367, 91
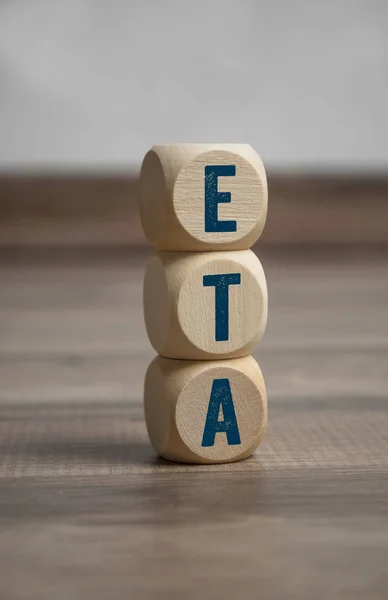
144, 355, 267, 464
143, 249, 267, 360
139, 144, 267, 251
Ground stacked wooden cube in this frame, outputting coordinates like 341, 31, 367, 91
139, 144, 268, 464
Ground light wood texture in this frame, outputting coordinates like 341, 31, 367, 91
143, 249, 267, 359
1, 246, 388, 599
144, 355, 267, 464
139, 144, 267, 251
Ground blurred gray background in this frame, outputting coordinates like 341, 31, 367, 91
0, 0, 387, 172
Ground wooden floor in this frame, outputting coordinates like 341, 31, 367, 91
0, 246, 387, 599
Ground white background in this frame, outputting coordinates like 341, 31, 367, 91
0, 0, 387, 171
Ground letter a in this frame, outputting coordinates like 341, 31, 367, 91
201, 378, 241, 447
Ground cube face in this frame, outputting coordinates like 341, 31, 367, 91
139, 144, 267, 251
144, 356, 267, 464
143, 249, 267, 360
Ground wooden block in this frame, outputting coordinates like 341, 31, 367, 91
139, 144, 267, 251
143, 249, 267, 360
144, 355, 267, 464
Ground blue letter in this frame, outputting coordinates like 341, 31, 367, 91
201, 378, 241, 447
204, 165, 236, 232
203, 273, 241, 341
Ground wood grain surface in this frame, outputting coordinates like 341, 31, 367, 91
0, 246, 387, 599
